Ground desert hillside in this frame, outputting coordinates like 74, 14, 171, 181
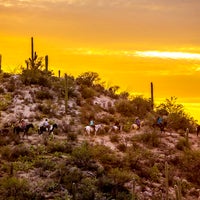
0, 71, 200, 200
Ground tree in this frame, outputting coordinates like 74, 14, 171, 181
76, 72, 100, 87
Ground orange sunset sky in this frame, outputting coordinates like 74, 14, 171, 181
1, 0, 200, 122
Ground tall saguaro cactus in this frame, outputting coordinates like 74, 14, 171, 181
45, 55, 48, 71
151, 82, 154, 110
165, 161, 169, 200
0, 54, 2, 73
31, 37, 34, 61
65, 73, 68, 114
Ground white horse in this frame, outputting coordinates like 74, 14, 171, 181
84, 124, 105, 136
108, 125, 121, 133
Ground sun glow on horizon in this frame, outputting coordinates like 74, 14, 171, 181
65, 48, 200, 60
135, 51, 200, 60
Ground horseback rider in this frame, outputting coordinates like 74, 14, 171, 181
89, 118, 95, 131
43, 119, 50, 131
135, 117, 141, 129
157, 116, 163, 126
20, 119, 26, 130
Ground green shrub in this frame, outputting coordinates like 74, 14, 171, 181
81, 86, 96, 99
35, 90, 53, 100
115, 99, 134, 117
34, 158, 55, 171
179, 150, 200, 185
136, 131, 160, 147
0, 176, 33, 199
67, 132, 78, 142
176, 138, 190, 151
72, 142, 94, 169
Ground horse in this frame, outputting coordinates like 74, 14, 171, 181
197, 125, 200, 136
84, 124, 105, 136
13, 123, 34, 138
132, 123, 140, 130
108, 125, 121, 133
152, 121, 167, 133
38, 124, 58, 135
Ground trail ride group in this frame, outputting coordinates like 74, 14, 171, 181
0, 115, 199, 140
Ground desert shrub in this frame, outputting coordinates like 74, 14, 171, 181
0, 176, 33, 199
59, 166, 82, 191
1, 145, 33, 161
21, 69, 52, 87
0, 136, 12, 146
35, 90, 53, 100
92, 145, 121, 169
37, 104, 51, 115
81, 86, 96, 99
6, 77, 16, 92
136, 131, 160, 147
0, 93, 12, 111
179, 150, 200, 185
115, 99, 134, 117
0, 86, 4, 93
107, 168, 133, 198
34, 158, 55, 171
76, 177, 97, 200
131, 96, 152, 118
124, 148, 154, 171
110, 134, 120, 143
116, 143, 127, 152
76, 71, 100, 87
67, 132, 78, 142
176, 138, 190, 151
47, 141, 67, 153
71, 142, 94, 169
149, 164, 160, 182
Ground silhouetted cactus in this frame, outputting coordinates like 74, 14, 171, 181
45, 55, 48, 71
0, 54, 2, 73
65, 73, 68, 114
151, 82, 154, 110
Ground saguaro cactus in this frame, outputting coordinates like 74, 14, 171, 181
45, 55, 48, 71
31, 37, 34, 61
175, 179, 182, 200
0, 54, 2, 73
151, 82, 154, 110
65, 73, 68, 114
165, 161, 169, 200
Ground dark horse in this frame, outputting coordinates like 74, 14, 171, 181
38, 124, 58, 135
13, 123, 34, 138
153, 122, 167, 133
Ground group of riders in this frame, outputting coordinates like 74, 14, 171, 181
88, 116, 164, 132
18, 118, 50, 131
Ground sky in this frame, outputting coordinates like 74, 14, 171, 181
1, 0, 200, 122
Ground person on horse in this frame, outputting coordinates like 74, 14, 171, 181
135, 117, 141, 129
43, 119, 50, 131
20, 119, 26, 131
89, 118, 95, 131
157, 116, 163, 125
115, 121, 121, 131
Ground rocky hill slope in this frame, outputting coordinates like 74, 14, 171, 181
0, 72, 200, 200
